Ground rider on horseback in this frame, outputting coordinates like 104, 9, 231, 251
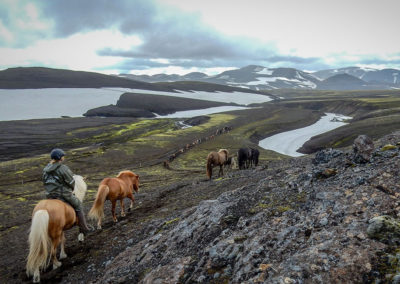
43, 148, 93, 234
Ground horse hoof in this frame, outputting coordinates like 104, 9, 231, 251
78, 233, 85, 242
53, 261, 62, 270
121, 213, 126, 217
97, 225, 102, 230
33, 275, 40, 283
60, 252, 68, 259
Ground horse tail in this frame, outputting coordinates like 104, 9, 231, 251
26, 210, 51, 278
88, 184, 109, 222
206, 155, 213, 180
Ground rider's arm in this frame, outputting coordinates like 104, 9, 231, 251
59, 165, 76, 190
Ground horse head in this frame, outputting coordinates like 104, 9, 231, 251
117, 170, 140, 192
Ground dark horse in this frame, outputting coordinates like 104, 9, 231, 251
251, 148, 260, 167
238, 147, 260, 169
238, 148, 252, 169
206, 149, 229, 179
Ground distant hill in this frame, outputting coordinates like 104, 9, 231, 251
312, 66, 400, 88
0, 67, 270, 96
317, 74, 370, 90
0, 67, 172, 90
120, 65, 400, 91
121, 65, 321, 90
3, 65, 399, 92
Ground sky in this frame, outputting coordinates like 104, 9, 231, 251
0, 0, 399, 75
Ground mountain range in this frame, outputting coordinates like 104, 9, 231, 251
1, 65, 399, 91
120, 65, 400, 91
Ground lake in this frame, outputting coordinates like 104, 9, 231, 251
0, 88, 272, 121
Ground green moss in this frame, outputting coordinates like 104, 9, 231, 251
234, 235, 248, 243
276, 205, 291, 213
164, 217, 180, 226
381, 144, 397, 151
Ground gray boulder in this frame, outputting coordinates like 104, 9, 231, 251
353, 135, 374, 163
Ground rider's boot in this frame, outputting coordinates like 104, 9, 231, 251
77, 210, 94, 235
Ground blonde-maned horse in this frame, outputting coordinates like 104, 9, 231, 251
206, 149, 229, 180
88, 170, 139, 229
26, 175, 87, 283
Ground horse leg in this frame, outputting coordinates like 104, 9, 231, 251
59, 232, 67, 260
97, 219, 102, 230
120, 199, 125, 217
219, 165, 224, 177
33, 268, 40, 283
128, 193, 135, 211
111, 200, 118, 223
51, 237, 62, 270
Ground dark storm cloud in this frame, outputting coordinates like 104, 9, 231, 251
0, 0, 335, 72
40, 0, 155, 36
38, 0, 323, 70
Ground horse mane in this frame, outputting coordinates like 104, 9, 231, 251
218, 149, 229, 158
117, 170, 137, 178
73, 175, 87, 202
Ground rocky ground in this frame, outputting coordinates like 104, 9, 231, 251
88, 132, 400, 284
7, 131, 400, 283
2, 112, 400, 283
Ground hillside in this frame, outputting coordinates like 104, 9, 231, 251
95, 133, 400, 283
2, 129, 400, 283
2, 86, 400, 283
0, 67, 173, 90
317, 73, 370, 90
0, 67, 270, 96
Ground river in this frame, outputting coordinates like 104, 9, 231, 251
259, 113, 352, 157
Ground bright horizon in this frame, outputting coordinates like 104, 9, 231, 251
1, 0, 399, 75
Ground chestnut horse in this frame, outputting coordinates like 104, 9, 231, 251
26, 175, 87, 283
206, 149, 229, 180
88, 170, 139, 229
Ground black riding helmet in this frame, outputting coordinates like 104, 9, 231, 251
50, 148, 65, 161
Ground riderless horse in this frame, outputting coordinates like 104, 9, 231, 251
89, 170, 139, 229
206, 149, 229, 180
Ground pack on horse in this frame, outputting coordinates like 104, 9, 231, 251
26, 175, 87, 283
88, 170, 139, 229
224, 156, 237, 170
206, 149, 229, 180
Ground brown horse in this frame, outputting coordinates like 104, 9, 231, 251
88, 170, 139, 229
206, 149, 229, 180
26, 175, 87, 283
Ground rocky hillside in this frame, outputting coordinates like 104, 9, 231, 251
86, 132, 400, 283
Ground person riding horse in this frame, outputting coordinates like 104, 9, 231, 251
42, 148, 93, 234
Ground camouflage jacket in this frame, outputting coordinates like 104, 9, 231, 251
42, 162, 75, 196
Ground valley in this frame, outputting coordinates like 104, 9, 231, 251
1, 68, 400, 282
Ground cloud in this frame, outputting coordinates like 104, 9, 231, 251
32, 0, 322, 71
0, 0, 53, 47
1, 0, 399, 74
